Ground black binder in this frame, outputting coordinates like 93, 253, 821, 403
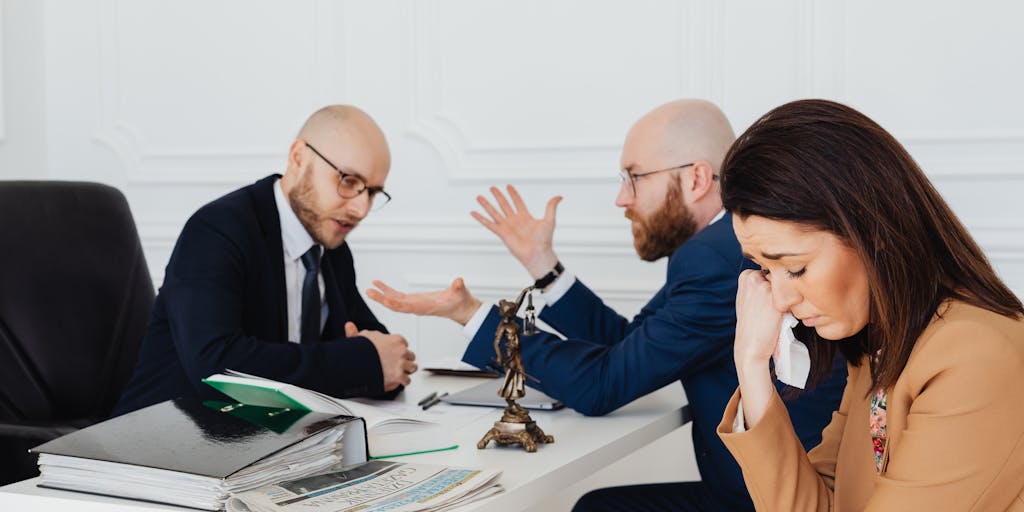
30, 398, 367, 510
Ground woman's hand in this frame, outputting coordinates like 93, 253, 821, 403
733, 269, 784, 429
734, 269, 784, 371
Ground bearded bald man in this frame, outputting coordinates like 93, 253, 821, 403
115, 105, 416, 415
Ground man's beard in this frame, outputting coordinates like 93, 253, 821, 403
288, 169, 348, 250
627, 182, 698, 261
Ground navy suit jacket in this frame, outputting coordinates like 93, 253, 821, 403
115, 175, 393, 415
462, 214, 846, 510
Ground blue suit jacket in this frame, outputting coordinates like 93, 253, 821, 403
115, 175, 393, 415
462, 214, 846, 510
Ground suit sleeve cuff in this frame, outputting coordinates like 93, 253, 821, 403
461, 302, 492, 340
718, 388, 791, 444
537, 272, 576, 305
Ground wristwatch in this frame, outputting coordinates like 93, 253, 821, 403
533, 261, 564, 289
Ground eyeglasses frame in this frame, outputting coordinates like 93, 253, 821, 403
618, 162, 719, 197
304, 141, 392, 209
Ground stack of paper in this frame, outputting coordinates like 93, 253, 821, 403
31, 399, 367, 511
227, 460, 503, 512
205, 371, 458, 458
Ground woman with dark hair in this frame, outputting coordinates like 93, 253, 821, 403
715, 99, 1024, 510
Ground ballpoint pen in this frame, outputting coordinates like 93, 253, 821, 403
421, 392, 449, 410
417, 391, 438, 407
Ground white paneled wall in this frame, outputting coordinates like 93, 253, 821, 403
0, 2, 5, 142
20, 0, 1024, 339
0, 0, 46, 179
3, 1, 1024, 508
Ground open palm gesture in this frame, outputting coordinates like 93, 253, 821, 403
471, 185, 562, 280
367, 278, 482, 326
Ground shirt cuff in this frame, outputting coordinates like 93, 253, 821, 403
461, 302, 492, 340
537, 272, 576, 305
733, 397, 747, 433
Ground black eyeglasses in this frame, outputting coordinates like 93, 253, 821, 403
305, 142, 392, 210
618, 163, 719, 197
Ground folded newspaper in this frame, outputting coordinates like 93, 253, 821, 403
226, 461, 503, 512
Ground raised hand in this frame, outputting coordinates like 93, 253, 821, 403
367, 278, 482, 326
733, 269, 784, 368
733, 268, 785, 428
471, 185, 562, 280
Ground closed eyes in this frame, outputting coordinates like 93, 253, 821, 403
759, 266, 806, 279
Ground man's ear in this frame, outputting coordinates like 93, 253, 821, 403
688, 161, 716, 202
287, 139, 307, 172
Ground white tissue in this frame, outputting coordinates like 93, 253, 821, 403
773, 313, 811, 389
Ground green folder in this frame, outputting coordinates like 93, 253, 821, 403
202, 378, 310, 411
202, 400, 310, 434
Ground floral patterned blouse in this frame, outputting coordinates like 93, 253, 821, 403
868, 349, 888, 472
869, 387, 888, 472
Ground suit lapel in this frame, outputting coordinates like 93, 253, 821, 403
250, 175, 289, 342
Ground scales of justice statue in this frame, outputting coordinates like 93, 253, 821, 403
476, 285, 555, 453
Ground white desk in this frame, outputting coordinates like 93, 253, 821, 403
0, 373, 690, 511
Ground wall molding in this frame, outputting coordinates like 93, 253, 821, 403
683, 0, 726, 104
348, 217, 636, 256
91, 0, 344, 186
405, 0, 690, 184
899, 135, 1024, 180
0, 2, 6, 143
804, 1, 846, 99
137, 216, 637, 256
136, 216, 1024, 262
403, 274, 660, 305
803, 3, 1024, 159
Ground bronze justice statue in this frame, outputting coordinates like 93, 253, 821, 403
477, 286, 554, 453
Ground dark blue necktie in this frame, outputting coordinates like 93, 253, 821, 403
300, 245, 322, 343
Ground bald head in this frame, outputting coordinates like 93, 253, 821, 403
285, 104, 391, 188
617, 99, 735, 236
281, 105, 392, 249
625, 99, 735, 173
297, 105, 391, 170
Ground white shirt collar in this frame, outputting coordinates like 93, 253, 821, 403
273, 178, 318, 261
708, 208, 727, 226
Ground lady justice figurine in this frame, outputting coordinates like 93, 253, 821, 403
477, 285, 554, 452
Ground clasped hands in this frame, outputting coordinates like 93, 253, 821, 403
343, 321, 416, 392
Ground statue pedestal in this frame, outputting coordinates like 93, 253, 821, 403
477, 403, 554, 453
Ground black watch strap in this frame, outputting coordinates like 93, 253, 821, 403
533, 261, 565, 289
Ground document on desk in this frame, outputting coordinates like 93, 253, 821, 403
205, 370, 458, 458
226, 460, 503, 512
347, 397, 496, 432
30, 398, 366, 511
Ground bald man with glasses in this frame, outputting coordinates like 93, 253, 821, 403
115, 105, 416, 415
370, 99, 846, 511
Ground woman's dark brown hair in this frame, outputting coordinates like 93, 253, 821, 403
720, 99, 1023, 391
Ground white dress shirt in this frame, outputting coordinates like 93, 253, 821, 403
273, 179, 328, 343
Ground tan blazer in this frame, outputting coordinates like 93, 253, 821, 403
718, 301, 1024, 511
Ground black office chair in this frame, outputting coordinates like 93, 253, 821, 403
0, 181, 154, 485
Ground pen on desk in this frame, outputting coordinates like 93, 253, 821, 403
417, 391, 438, 407
421, 392, 448, 410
